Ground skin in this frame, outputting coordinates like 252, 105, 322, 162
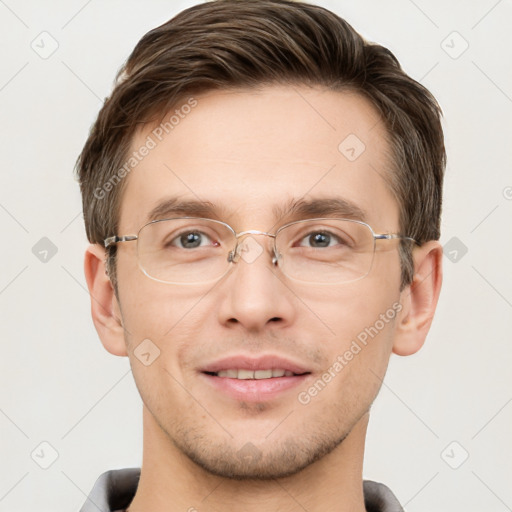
85, 85, 442, 512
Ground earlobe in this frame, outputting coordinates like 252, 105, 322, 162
84, 244, 128, 357
392, 241, 443, 356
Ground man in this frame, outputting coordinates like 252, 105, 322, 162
77, 0, 445, 510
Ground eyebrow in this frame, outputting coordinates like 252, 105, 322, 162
147, 197, 221, 223
146, 196, 367, 224
273, 197, 367, 223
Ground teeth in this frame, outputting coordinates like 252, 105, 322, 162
214, 369, 296, 379
217, 369, 239, 378
254, 370, 272, 379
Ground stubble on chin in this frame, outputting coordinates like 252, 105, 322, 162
169, 422, 352, 481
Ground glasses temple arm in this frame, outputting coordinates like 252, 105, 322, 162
104, 235, 138, 248
374, 234, 419, 245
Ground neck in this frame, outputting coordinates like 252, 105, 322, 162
127, 406, 369, 512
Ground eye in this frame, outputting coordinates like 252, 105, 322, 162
170, 230, 215, 249
297, 231, 346, 248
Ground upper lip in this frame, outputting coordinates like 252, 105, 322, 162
200, 354, 311, 375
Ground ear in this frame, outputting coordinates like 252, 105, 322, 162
392, 240, 443, 356
84, 244, 127, 356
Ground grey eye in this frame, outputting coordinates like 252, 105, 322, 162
169, 231, 213, 249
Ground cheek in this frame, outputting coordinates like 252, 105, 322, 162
117, 247, 217, 342
298, 269, 400, 338
296, 296, 399, 415
293, 270, 401, 388
118, 275, 220, 388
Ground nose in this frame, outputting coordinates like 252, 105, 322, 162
217, 234, 297, 332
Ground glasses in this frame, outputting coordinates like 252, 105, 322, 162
104, 217, 417, 285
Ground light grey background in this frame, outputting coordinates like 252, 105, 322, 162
1, 0, 511, 511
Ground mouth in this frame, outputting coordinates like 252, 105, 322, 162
203, 369, 308, 379
199, 355, 312, 401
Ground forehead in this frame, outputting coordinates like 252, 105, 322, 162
118, 85, 398, 232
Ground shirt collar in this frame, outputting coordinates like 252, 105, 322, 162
80, 468, 404, 512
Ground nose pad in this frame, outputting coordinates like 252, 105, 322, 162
227, 236, 280, 266
271, 248, 281, 267
227, 247, 238, 264
227, 240, 252, 264
227, 240, 249, 264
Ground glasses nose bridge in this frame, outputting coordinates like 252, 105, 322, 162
235, 229, 275, 239
228, 229, 278, 264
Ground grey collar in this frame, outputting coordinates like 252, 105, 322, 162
80, 468, 404, 512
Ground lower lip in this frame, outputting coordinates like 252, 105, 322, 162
200, 372, 310, 402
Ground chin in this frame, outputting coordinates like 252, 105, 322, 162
173, 430, 349, 480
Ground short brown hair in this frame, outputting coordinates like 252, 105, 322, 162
75, 0, 445, 292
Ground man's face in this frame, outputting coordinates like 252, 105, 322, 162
114, 85, 405, 478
